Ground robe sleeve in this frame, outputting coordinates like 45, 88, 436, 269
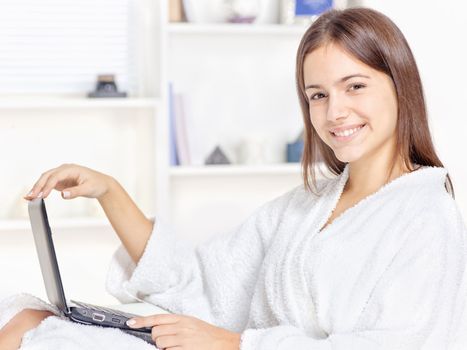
105, 188, 296, 331
240, 195, 467, 349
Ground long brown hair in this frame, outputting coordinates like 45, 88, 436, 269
296, 7, 454, 197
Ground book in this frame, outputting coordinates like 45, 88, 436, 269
168, 83, 180, 166
173, 92, 191, 166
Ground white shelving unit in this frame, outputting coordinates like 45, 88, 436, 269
0, 2, 311, 234
0, 0, 329, 303
163, 10, 312, 241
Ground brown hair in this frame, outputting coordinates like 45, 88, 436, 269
296, 7, 454, 197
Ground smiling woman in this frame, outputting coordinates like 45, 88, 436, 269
0, 6, 466, 350
296, 8, 454, 198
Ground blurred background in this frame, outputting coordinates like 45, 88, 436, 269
0, 0, 465, 305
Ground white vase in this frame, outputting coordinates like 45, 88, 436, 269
183, 0, 232, 23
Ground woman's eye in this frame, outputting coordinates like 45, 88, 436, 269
349, 83, 365, 91
310, 92, 326, 101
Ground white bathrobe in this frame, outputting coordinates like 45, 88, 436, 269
2, 164, 467, 349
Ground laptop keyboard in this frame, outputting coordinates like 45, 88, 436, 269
71, 300, 139, 320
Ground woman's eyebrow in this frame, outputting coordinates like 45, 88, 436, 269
305, 73, 371, 90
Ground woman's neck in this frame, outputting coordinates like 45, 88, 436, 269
345, 155, 414, 197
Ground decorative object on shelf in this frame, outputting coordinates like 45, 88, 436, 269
280, 0, 347, 25
227, 0, 261, 23
237, 135, 283, 164
182, 0, 232, 23
169, 0, 186, 22
286, 129, 304, 162
88, 74, 127, 98
182, 0, 278, 24
205, 145, 231, 165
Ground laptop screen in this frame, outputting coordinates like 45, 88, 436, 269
28, 198, 70, 315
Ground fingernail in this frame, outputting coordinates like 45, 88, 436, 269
37, 192, 43, 198
62, 191, 70, 198
27, 191, 34, 197
126, 319, 136, 327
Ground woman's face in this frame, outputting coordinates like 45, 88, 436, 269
303, 43, 398, 165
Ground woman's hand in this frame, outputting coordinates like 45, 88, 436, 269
126, 314, 241, 350
24, 163, 152, 263
24, 163, 113, 201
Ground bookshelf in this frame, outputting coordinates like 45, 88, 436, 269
163, 7, 312, 241
0, 0, 331, 303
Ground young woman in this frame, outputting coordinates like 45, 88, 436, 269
1, 7, 466, 350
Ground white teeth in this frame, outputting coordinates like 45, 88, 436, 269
333, 125, 364, 137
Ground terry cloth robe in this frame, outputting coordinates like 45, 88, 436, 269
1, 163, 466, 349
106, 163, 467, 349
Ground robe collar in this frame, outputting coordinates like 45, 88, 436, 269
315, 163, 449, 235
333, 163, 449, 200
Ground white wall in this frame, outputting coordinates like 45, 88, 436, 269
361, 0, 467, 217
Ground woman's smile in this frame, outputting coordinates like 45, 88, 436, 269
330, 123, 367, 144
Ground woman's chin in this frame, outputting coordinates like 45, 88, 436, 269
333, 150, 364, 163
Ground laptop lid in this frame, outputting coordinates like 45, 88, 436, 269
28, 198, 70, 315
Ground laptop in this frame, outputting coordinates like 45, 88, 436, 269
28, 198, 156, 346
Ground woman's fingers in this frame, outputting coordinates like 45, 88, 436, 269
151, 324, 179, 338
152, 334, 180, 349
41, 168, 79, 198
24, 164, 110, 201
34, 170, 72, 199
60, 183, 92, 200
24, 164, 78, 200
24, 168, 58, 199
151, 324, 180, 347
127, 314, 181, 329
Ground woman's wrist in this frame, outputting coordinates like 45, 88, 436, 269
228, 332, 241, 350
98, 175, 119, 202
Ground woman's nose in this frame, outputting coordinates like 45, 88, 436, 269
326, 95, 350, 122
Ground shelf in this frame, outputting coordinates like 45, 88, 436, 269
167, 23, 309, 36
0, 217, 109, 231
0, 96, 161, 110
170, 163, 303, 177
168, 162, 336, 178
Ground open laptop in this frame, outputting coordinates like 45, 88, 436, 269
28, 198, 156, 346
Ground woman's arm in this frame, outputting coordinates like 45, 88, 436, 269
25, 163, 153, 264
98, 176, 153, 263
